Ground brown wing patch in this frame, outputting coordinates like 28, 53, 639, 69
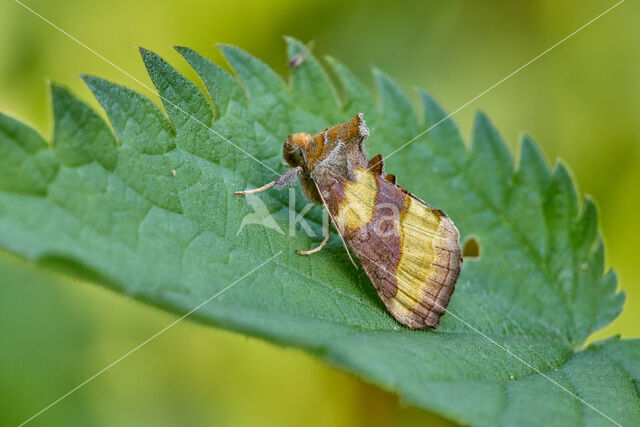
317, 168, 400, 302
368, 154, 384, 175
319, 167, 462, 329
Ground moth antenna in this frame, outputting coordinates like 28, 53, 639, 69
234, 180, 274, 195
235, 167, 301, 195
313, 181, 358, 269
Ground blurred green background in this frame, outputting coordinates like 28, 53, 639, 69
1, 0, 638, 425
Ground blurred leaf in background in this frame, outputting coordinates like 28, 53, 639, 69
0, 0, 638, 426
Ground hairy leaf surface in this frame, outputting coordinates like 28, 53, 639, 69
0, 39, 636, 426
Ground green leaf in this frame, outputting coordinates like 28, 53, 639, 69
0, 38, 635, 425
285, 37, 341, 124
175, 46, 243, 120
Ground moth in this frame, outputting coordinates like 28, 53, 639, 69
235, 114, 462, 328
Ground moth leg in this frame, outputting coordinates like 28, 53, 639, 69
234, 167, 301, 195
312, 180, 358, 269
296, 219, 330, 255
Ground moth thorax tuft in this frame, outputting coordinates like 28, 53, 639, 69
356, 113, 369, 137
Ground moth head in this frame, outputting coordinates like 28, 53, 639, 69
283, 132, 312, 168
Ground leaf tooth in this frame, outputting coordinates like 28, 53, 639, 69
81, 74, 184, 213
81, 74, 176, 154
602, 269, 621, 299
468, 112, 513, 209
582, 266, 624, 339
543, 161, 580, 292
471, 112, 514, 170
174, 46, 244, 121
591, 237, 606, 279
0, 111, 48, 153
571, 195, 598, 258
372, 67, 419, 145
547, 161, 579, 223
51, 82, 118, 170
284, 36, 340, 124
0, 112, 58, 195
139, 47, 213, 130
568, 196, 623, 341
518, 134, 550, 193
502, 133, 549, 256
218, 44, 289, 104
218, 44, 291, 136
418, 90, 466, 162
324, 55, 375, 119
419, 91, 448, 129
